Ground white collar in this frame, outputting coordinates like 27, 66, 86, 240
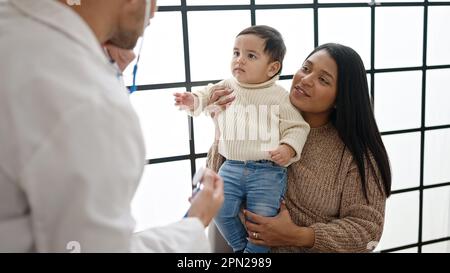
232, 75, 280, 90
10, 0, 109, 66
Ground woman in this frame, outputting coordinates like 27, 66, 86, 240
207, 43, 391, 252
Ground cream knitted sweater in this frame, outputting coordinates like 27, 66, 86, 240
207, 123, 387, 252
190, 76, 310, 166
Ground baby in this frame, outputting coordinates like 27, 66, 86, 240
174, 25, 310, 253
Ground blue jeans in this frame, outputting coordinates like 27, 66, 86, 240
214, 159, 287, 253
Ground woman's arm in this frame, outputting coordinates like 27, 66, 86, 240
307, 162, 387, 252
244, 158, 387, 252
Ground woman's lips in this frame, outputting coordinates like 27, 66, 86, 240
294, 85, 311, 97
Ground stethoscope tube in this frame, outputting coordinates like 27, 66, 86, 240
129, 0, 152, 94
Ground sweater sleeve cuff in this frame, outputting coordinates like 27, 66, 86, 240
308, 223, 331, 253
280, 137, 305, 166
186, 93, 208, 117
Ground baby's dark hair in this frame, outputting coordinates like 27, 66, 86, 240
237, 25, 286, 74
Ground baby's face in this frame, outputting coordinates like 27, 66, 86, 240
231, 34, 278, 84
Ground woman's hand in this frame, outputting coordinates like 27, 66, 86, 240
204, 86, 236, 118
244, 202, 315, 248
104, 43, 136, 72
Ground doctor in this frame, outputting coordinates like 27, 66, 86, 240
0, 0, 224, 252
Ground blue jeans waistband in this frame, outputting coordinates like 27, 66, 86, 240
224, 159, 284, 168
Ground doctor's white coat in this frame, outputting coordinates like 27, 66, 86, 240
0, 0, 210, 252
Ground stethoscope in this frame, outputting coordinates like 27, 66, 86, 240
129, 37, 145, 94
129, 0, 152, 94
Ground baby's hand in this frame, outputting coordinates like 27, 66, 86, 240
269, 144, 296, 166
174, 92, 197, 111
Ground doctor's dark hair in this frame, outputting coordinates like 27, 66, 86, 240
237, 25, 286, 75
307, 43, 391, 199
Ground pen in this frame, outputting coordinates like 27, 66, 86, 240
183, 167, 205, 218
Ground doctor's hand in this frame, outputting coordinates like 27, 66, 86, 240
187, 168, 224, 227
104, 43, 136, 72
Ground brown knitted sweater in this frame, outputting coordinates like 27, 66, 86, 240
207, 122, 387, 253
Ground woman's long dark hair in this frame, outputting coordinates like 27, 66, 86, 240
307, 43, 391, 198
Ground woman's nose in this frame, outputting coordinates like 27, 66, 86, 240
300, 73, 314, 87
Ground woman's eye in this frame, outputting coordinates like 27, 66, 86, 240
319, 77, 329, 85
233, 51, 239, 57
301, 66, 309, 72
248, 54, 257, 59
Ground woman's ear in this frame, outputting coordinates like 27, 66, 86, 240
267, 61, 281, 78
